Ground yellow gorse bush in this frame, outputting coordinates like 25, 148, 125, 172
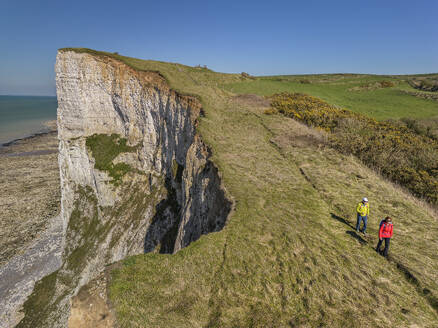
270, 92, 438, 204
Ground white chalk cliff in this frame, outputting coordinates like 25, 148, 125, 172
16, 50, 231, 327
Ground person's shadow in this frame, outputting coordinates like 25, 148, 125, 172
330, 212, 367, 244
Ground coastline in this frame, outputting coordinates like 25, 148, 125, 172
0, 120, 57, 150
0, 95, 57, 147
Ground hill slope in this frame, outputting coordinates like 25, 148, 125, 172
76, 53, 438, 327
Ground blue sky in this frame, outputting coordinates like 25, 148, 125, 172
1, 0, 437, 96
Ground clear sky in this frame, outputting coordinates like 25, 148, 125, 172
1, 0, 437, 96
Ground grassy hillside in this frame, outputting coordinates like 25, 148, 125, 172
62, 49, 438, 327
268, 92, 438, 204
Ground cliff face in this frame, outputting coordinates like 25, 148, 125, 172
17, 51, 231, 327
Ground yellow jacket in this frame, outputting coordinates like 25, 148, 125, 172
357, 202, 369, 216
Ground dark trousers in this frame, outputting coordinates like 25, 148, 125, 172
376, 238, 390, 257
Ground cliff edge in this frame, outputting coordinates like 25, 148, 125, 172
16, 50, 231, 327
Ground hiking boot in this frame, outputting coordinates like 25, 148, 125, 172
363, 231, 367, 236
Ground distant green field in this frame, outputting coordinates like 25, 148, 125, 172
222, 74, 438, 120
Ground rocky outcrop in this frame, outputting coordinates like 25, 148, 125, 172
0, 215, 62, 328
408, 77, 438, 92
16, 51, 231, 327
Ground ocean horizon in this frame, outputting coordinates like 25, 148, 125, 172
0, 95, 57, 145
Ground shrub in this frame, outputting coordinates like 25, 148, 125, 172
263, 108, 277, 115
269, 92, 438, 203
348, 80, 395, 92
380, 80, 394, 88
241, 72, 255, 80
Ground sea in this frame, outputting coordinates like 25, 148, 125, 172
0, 95, 57, 146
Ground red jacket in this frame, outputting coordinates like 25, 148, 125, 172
379, 222, 393, 239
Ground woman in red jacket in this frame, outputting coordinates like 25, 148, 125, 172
376, 216, 393, 257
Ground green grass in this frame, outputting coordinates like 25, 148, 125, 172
58, 49, 438, 327
85, 134, 139, 185
222, 74, 438, 120
16, 271, 60, 327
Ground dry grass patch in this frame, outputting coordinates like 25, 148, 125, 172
232, 94, 271, 108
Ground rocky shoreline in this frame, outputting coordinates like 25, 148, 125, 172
0, 123, 62, 327
0, 124, 60, 266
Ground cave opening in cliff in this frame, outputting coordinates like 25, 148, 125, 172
143, 177, 181, 254
143, 158, 232, 255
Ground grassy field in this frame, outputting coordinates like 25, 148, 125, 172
223, 74, 438, 120
61, 49, 438, 327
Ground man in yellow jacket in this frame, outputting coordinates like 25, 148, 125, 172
356, 197, 369, 235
